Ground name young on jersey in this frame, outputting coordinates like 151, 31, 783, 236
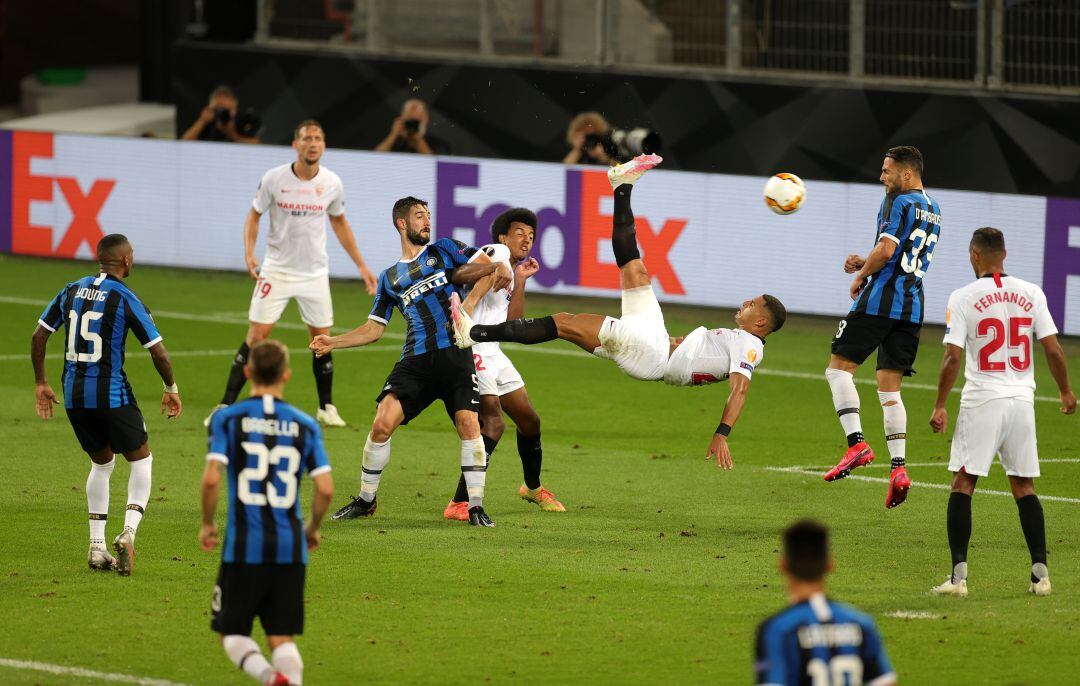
74, 287, 108, 303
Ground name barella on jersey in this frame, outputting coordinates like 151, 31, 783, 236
663, 326, 765, 387
852, 189, 941, 324
252, 163, 345, 280
466, 243, 514, 356
369, 237, 479, 357
207, 395, 331, 565
755, 593, 894, 686
38, 273, 162, 409
944, 274, 1058, 408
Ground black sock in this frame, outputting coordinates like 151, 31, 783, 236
612, 184, 641, 267
220, 342, 250, 405
313, 352, 334, 409
846, 431, 864, 448
1016, 494, 1047, 579
472, 316, 558, 345
518, 431, 543, 491
946, 492, 972, 568
453, 435, 499, 503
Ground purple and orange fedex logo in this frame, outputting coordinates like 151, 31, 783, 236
435, 161, 688, 295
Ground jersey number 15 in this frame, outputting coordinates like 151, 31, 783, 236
66, 310, 103, 363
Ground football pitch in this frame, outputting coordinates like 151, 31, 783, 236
2, 253, 1078, 685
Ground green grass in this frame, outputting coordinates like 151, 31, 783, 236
2, 253, 1078, 685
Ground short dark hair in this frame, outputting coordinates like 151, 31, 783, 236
209, 84, 235, 101
248, 340, 290, 386
294, 119, 323, 140
762, 294, 787, 333
784, 519, 829, 581
392, 196, 428, 227
96, 234, 130, 262
491, 208, 538, 243
885, 145, 924, 176
970, 227, 1006, 255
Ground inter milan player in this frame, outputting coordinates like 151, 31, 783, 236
201, 340, 334, 686
451, 155, 786, 469
824, 145, 941, 508
206, 120, 378, 430
755, 520, 896, 686
30, 234, 182, 575
929, 228, 1074, 598
310, 196, 511, 527
442, 208, 564, 521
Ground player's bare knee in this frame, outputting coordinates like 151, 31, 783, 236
88, 447, 115, 465
1009, 476, 1036, 499
951, 470, 977, 495
246, 324, 272, 345
454, 412, 481, 439
369, 419, 395, 443
480, 411, 505, 441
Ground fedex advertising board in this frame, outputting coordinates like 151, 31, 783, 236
0, 130, 1077, 334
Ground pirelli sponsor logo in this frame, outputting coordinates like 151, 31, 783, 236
401, 271, 448, 306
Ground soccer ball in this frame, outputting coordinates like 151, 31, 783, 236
763, 173, 806, 215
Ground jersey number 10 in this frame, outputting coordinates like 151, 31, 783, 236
977, 317, 1032, 372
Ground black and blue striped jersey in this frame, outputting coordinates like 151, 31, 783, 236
38, 272, 162, 410
852, 189, 942, 324
755, 593, 894, 686
207, 395, 331, 565
369, 237, 479, 357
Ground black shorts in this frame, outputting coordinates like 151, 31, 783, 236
831, 312, 922, 375
376, 347, 479, 424
211, 563, 306, 636
66, 404, 148, 455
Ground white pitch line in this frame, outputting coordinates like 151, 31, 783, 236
764, 466, 1080, 504
884, 611, 939, 620
789, 458, 1080, 470
0, 657, 192, 686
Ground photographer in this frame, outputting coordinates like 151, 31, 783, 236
374, 98, 449, 155
181, 85, 261, 144
562, 111, 618, 166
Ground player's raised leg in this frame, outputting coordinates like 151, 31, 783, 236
332, 395, 403, 520
877, 368, 911, 508
86, 445, 117, 571
823, 354, 875, 481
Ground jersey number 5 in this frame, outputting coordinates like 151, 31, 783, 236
66, 310, 103, 363
239, 442, 300, 508
977, 317, 1032, 372
900, 228, 938, 278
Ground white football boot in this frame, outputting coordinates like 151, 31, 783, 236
1029, 563, 1051, 596
203, 403, 228, 428
317, 404, 347, 428
88, 546, 116, 571
932, 562, 968, 597
449, 292, 478, 349
606, 153, 663, 189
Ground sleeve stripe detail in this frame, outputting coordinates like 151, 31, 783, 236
879, 233, 901, 245
37, 319, 56, 332
368, 315, 388, 324
142, 336, 163, 349
206, 453, 228, 464
309, 465, 332, 477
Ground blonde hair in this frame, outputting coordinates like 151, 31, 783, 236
566, 111, 610, 146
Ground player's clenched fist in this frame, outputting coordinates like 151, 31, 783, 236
706, 434, 734, 470
843, 254, 865, 273
515, 257, 540, 280
199, 523, 219, 551
1062, 390, 1077, 415
310, 334, 334, 357
929, 406, 948, 433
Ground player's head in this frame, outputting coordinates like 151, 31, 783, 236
780, 519, 833, 585
881, 145, 924, 194
393, 196, 431, 246
97, 234, 133, 277
734, 294, 786, 337
491, 208, 537, 260
968, 227, 1006, 276
244, 340, 293, 389
293, 120, 325, 165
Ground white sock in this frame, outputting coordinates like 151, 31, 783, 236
460, 437, 487, 508
825, 368, 863, 439
223, 635, 274, 684
87, 458, 115, 547
878, 391, 906, 468
124, 455, 152, 540
360, 434, 391, 502
271, 642, 303, 685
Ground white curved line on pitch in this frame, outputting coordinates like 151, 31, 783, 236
0, 658, 192, 686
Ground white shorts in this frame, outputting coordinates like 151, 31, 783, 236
949, 398, 1039, 478
472, 348, 525, 397
247, 272, 333, 329
594, 285, 669, 381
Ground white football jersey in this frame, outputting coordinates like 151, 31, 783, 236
943, 274, 1058, 407
663, 326, 765, 387
252, 163, 345, 280
467, 243, 515, 355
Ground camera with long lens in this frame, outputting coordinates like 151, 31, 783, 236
403, 119, 421, 134
610, 128, 662, 158
214, 107, 232, 125
235, 109, 262, 138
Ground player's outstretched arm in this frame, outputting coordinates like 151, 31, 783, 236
706, 373, 750, 470
306, 472, 334, 551
29, 324, 59, 419
199, 461, 223, 551
507, 257, 539, 320
243, 208, 263, 279
1039, 335, 1076, 415
328, 214, 378, 294
148, 342, 182, 419
929, 344, 963, 433
451, 254, 513, 294
850, 237, 897, 300
311, 320, 385, 356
